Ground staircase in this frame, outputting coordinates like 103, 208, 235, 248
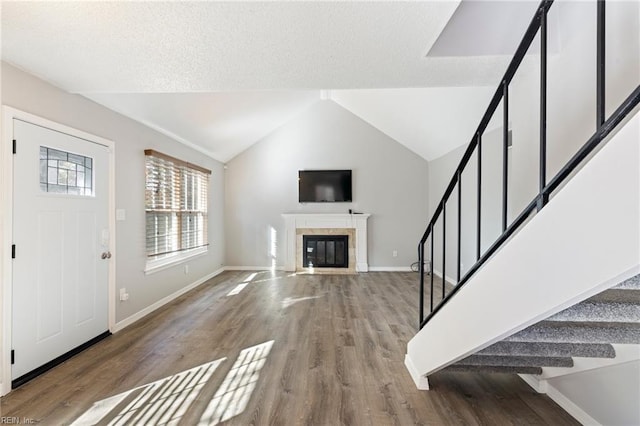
446, 274, 640, 375
405, 0, 640, 423
406, 109, 639, 388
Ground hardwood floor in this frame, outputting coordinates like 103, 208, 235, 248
0, 271, 579, 425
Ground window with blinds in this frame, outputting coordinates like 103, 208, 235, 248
145, 150, 210, 260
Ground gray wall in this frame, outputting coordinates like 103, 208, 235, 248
509, 0, 640, 215
426, 1, 639, 282
224, 100, 429, 269
548, 360, 640, 426
1, 62, 226, 323
427, 126, 504, 281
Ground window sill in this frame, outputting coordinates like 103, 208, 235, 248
144, 247, 208, 275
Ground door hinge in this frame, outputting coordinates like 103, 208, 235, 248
11, 244, 16, 259
12, 139, 16, 154
11, 350, 15, 365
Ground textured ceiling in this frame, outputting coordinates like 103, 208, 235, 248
2, 1, 463, 92
1, 1, 538, 162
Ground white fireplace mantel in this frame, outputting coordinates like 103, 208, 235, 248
282, 213, 370, 272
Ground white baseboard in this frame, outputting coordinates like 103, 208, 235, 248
226, 265, 413, 272
432, 269, 457, 286
518, 373, 547, 393
546, 382, 602, 425
112, 267, 225, 333
356, 262, 369, 272
224, 266, 284, 271
369, 266, 413, 272
519, 374, 601, 426
404, 353, 430, 390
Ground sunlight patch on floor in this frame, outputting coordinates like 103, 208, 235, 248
70, 358, 225, 426
281, 295, 322, 309
248, 273, 298, 286
226, 282, 249, 296
70, 339, 275, 426
198, 340, 274, 425
226, 272, 258, 296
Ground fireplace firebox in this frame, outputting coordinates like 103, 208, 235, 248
302, 235, 349, 268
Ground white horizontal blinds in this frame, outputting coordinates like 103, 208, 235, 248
145, 150, 210, 258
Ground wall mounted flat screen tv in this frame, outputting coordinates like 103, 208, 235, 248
299, 170, 352, 202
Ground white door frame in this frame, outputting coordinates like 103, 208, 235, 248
0, 106, 116, 396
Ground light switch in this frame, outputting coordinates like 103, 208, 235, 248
116, 209, 126, 221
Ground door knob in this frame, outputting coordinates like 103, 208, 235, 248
101, 251, 112, 259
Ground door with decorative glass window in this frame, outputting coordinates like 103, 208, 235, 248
11, 119, 110, 384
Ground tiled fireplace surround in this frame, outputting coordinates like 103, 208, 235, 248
282, 213, 370, 273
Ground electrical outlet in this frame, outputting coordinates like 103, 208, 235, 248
184, 264, 189, 274
392, 250, 398, 257
119, 288, 129, 301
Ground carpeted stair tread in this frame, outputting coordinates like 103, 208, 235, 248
505, 321, 640, 344
546, 301, 640, 322
444, 365, 543, 375
455, 354, 573, 368
613, 274, 640, 290
589, 289, 640, 304
477, 341, 616, 358
435, 276, 639, 379
585, 274, 640, 303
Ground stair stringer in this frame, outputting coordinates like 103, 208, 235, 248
406, 109, 640, 386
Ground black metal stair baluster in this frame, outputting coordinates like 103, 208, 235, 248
442, 201, 446, 299
597, 0, 606, 127
430, 226, 434, 314
419, 241, 425, 325
477, 133, 482, 261
539, 6, 549, 211
457, 170, 462, 283
502, 82, 509, 231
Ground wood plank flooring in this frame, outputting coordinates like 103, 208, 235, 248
0, 271, 579, 425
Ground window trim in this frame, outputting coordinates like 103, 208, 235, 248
144, 246, 208, 275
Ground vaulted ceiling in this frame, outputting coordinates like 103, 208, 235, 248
1, 1, 539, 162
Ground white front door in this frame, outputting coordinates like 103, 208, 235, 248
12, 119, 110, 381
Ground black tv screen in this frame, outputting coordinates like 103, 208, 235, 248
299, 170, 352, 202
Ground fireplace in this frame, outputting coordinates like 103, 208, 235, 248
303, 235, 349, 268
282, 213, 370, 272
